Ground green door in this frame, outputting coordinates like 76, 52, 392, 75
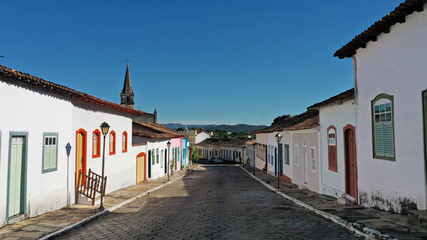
423, 90, 427, 185
8, 136, 26, 219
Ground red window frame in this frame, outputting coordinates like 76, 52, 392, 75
109, 130, 116, 155
327, 125, 338, 172
122, 131, 128, 153
92, 129, 101, 158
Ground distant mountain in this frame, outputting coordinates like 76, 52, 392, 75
162, 123, 267, 133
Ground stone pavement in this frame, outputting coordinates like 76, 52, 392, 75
55, 165, 360, 239
242, 164, 427, 240
0, 166, 194, 240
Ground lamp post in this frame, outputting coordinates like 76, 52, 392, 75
167, 141, 171, 181
275, 133, 282, 188
99, 122, 110, 210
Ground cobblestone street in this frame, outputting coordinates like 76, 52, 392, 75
56, 165, 360, 239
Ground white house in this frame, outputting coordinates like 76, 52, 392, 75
255, 110, 319, 186
195, 138, 248, 163
334, 0, 427, 213
308, 89, 356, 201
0, 64, 155, 226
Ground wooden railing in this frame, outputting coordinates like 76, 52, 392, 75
76, 169, 107, 206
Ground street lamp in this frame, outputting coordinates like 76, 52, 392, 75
99, 122, 110, 210
275, 133, 282, 188
167, 141, 171, 181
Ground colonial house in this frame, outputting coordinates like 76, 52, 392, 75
307, 89, 357, 202
195, 138, 249, 163
334, 0, 427, 213
254, 110, 319, 189
183, 129, 211, 146
245, 139, 256, 166
0, 64, 155, 226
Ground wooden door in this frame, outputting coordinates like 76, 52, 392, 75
75, 130, 87, 190
136, 153, 146, 183
303, 145, 308, 184
344, 125, 358, 202
148, 150, 152, 178
164, 149, 167, 174
423, 90, 427, 187
8, 136, 26, 218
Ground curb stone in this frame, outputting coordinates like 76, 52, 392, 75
40, 166, 200, 240
239, 166, 396, 240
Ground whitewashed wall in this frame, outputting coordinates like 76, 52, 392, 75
255, 133, 268, 171
145, 140, 169, 180
72, 100, 134, 198
319, 100, 356, 198
0, 82, 73, 226
195, 132, 211, 144
354, 5, 427, 212
291, 130, 320, 193
279, 131, 293, 181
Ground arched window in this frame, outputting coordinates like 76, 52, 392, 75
327, 126, 337, 172
122, 131, 128, 153
109, 131, 116, 155
372, 94, 395, 160
92, 130, 101, 158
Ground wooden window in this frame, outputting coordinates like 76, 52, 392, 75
372, 94, 395, 160
92, 130, 101, 158
42, 133, 58, 173
156, 148, 159, 164
311, 146, 316, 172
109, 131, 116, 155
161, 150, 164, 168
284, 144, 290, 165
327, 126, 338, 172
122, 131, 128, 153
152, 150, 155, 165
294, 144, 299, 165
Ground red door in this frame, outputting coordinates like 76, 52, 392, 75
344, 125, 358, 202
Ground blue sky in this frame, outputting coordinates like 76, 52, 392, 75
1, 0, 402, 125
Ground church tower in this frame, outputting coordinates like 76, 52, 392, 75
120, 64, 135, 108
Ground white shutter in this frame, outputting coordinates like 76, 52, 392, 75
383, 122, 394, 158
374, 124, 384, 156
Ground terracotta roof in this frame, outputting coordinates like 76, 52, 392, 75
0, 64, 145, 115
195, 138, 251, 148
307, 88, 354, 110
284, 115, 319, 131
132, 121, 183, 140
335, 0, 427, 59
254, 109, 319, 133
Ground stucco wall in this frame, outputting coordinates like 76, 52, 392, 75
0, 82, 74, 225
280, 131, 293, 181
255, 133, 268, 171
319, 100, 356, 198
291, 130, 320, 193
72, 100, 135, 197
354, 5, 427, 212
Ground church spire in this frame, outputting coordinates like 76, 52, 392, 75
120, 63, 135, 108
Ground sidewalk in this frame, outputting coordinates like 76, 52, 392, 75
242, 164, 427, 240
0, 166, 197, 240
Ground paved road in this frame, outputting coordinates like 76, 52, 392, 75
57, 166, 360, 239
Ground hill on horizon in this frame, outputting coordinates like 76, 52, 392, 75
162, 123, 267, 133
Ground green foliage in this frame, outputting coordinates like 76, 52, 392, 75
272, 114, 291, 125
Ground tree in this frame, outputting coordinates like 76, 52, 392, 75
176, 127, 184, 132
272, 114, 291, 125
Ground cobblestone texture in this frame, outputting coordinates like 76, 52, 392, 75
56, 166, 360, 239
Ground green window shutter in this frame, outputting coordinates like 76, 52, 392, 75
383, 122, 394, 158
375, 123, 385, 156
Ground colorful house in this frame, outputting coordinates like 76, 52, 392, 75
0, 64, 154, 226
334, 0, 427, 212
308, 89, 357, 202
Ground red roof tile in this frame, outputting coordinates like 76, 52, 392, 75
335, 0, 426, 59
307, 88, 354, 109
132, 121, 184, 140
0, 64, 146, 115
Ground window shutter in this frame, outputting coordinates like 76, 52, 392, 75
50, 146, 57, 169
383, 122, 394, 157
375, 123, 385, 156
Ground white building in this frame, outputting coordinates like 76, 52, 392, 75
0, 64, 151, 226
308, 89, 357, 202
334, 0, 427, 213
